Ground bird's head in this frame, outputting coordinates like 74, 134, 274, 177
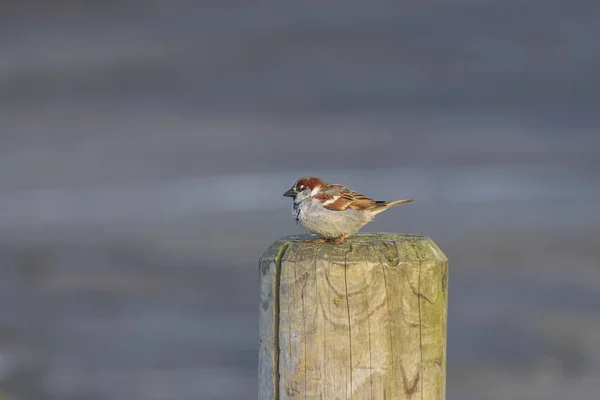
282, 176, 325, 201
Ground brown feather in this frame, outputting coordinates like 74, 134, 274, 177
295, 177, 325, 190
323, 183, 347, 189
346, 193, 379, 210
316, 189, 379, 211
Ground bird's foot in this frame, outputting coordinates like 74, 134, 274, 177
303, 237, 328, 244
303, 235, 346, 244
333, 235, 346, 244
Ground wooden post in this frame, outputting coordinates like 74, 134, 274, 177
259, 233, 448, 400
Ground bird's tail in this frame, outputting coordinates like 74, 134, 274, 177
372, 198, 413, 214
385, 198, 413, 207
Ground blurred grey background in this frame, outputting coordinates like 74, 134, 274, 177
1, 1, 599, 399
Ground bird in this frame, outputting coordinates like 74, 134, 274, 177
282, 176, 412, 244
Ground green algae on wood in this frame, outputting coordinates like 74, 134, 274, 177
258, 233, 448, 400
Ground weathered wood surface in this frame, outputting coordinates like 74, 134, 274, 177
259, 233, 448, 400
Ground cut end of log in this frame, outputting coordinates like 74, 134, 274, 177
264, 233, 447, 266
278, 232, 429, 244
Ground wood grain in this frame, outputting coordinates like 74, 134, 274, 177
259, 233, 448, 400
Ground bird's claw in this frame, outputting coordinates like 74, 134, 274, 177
303, 235, 346, 244
303, 237, 328, 243
333, 235, 346, 244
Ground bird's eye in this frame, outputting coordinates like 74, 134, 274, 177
298, 186, 304, 190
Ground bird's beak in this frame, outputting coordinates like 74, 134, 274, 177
283, 188, 297, 197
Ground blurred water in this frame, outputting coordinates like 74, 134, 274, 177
1, 1, 599, 399
1, 164, 598, 226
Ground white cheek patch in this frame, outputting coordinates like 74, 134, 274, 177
322, 195, 340, 206
310, 186, 321, 196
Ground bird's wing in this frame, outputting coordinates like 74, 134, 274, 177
315, 188, 380, 211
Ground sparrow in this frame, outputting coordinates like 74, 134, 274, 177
283, 176, 412, 244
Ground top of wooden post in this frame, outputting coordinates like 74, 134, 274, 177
261, 233, 447, 268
